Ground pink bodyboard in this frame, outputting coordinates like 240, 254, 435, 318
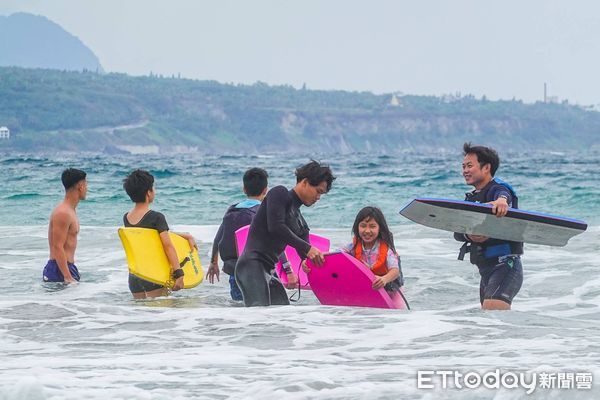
234, 225, 330, 290
307, 252, 407, 309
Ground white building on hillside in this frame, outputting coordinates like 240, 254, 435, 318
390, 94, 403, 107
0, 127, 9, 139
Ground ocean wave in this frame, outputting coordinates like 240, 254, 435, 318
147, 168, 179, 178
3, 193, 49, 200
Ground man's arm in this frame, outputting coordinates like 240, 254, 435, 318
454, 232, 469, 242
456, 232, 488, 243
266, 187, 311, 256
50, 211, 75, 282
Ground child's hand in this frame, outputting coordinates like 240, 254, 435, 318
285, 272, 299, 289
207, 262, 220, 284
172, 276, 184, 291
187, 237, 198, 250
372, 276, 387, 290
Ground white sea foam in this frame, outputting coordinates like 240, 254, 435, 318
1, 225, 598, 399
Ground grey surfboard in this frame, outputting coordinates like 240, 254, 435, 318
399, 198, 587, 247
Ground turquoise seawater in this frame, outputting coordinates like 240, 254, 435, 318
0, 151, 598, 227
0, 151, 599, 399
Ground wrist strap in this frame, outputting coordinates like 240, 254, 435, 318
282, 261, 292, 274
172, 268, 185, 279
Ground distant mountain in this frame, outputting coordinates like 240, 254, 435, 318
0, 12, 103, 73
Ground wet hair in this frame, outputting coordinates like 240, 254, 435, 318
61, 168, 86, 190
123, 169, 154, 203
243, 167, 268, 197
463, 142, 500, 176
295, 160, 336, 192
351, 206, 396, 253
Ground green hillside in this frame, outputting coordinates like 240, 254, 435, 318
1, 67, 598, 153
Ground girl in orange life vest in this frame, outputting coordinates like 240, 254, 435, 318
342, 206, 404, 293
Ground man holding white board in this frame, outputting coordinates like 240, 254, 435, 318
455, 143, 524, 310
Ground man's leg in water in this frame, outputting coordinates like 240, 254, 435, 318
482, 299, 511, 310
481, 256, 523, 310
235, 255, 271, 307
268, 275, 290, 306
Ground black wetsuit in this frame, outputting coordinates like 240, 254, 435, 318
454, 178, 524, 305
124, 210, 169, 294
235, 186, 311, 307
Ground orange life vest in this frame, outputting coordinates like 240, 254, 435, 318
353, 238, 389, 276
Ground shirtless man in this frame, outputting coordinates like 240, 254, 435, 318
43, 168, 87, 283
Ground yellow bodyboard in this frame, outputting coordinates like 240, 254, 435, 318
118, 227, 204, 289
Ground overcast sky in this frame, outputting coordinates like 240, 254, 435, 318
2, 0, 600, 104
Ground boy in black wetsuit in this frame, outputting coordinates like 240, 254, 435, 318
455, 143, 523, 310
123, 169, 197, 299
235, 160, 335, 307
207, 168, 293, 301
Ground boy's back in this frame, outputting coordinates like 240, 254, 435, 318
217, 199, 261, 274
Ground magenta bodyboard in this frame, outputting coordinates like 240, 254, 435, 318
307, 252, 407, 309
234, 225, 330, 289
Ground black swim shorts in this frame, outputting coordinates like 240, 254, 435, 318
128, 273, 164, 294
479, 255, 523, 305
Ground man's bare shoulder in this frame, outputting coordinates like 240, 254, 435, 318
50, 203, 76, 223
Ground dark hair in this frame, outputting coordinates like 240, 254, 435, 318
243, 167, 268, 196
61, 168, 86, 190
295, 160, 336, 192
351, 206, 396, 253
463, 142, 500, 176
123, 169, 154, 203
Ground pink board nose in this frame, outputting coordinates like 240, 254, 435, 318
307, 252, 407, 309
234, 225, 331, 290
